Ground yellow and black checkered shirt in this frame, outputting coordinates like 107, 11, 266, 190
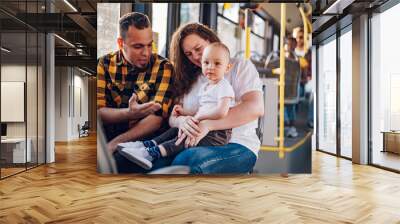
97, 50, 174, 118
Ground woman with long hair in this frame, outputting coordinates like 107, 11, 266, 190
114, 23, 264, 173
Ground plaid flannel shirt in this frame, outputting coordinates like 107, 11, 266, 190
97, 50, 174, 118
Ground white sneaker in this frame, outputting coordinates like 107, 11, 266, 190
287, 127, 298, 138
118, 147, 153, 170
117, 141, 144, 149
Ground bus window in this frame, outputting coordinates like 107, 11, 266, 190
180, 3, 200, 25
217, 3, 241, 57
251, 14, 266, 58
152, 3, 168, 56
217, 17, 240, 57
273, 34, 279, 52
217, 3, 239, 23
252, 13, 265, 37
97, 3, 120, 58
251, 33, 265, 60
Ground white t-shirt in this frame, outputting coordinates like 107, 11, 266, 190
182, 59, 263, 156
197, 78, 235, 116
295, 48, 306, 57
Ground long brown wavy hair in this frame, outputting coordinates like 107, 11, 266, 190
169, 23, 221, 100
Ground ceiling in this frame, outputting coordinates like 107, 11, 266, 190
260, 3, 304, 33
0, 0, 96, 14
0, 0, 99, 73
1, 32, 45, 64
311, 0, 389, 43
0, 2, 308, 73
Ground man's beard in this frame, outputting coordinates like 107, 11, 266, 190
135, 61, 148, 69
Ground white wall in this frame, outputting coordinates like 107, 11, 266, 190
1, 65, 39, 138
72, 72, 89, 139
54, 67, 89, 141
1, 63, 45, 163
1, 65, 26, 140
55, 66, 68, 141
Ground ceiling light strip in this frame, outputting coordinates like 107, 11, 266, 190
78, 67, 93, 76
1, 47, 11, 53
54, 34, 75, 48
63, 0, 78, 12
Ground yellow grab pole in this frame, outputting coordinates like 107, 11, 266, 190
299, 5, 310, 52
245, 8, 251, 59
278, 3, 286, 159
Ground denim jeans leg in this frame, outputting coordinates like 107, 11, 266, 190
284, 106, 289, 124
289, 104, 296, 121
171, 143, 257, 174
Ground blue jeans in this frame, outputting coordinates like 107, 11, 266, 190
284, 104, 297, 124
113, 143, 257, 174
172, 143, 257, 174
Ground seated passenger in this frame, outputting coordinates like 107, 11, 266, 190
113, 23, 263, 174
97, 12, 174, 153
118, 43, 235, 170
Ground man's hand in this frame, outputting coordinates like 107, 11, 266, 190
107, 141, 119, 154
128, 93, 161, 120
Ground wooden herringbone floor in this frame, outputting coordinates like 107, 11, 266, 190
1, 134, 400, 224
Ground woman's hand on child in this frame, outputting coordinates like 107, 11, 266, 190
175, 120, 211, 147
192, 121, 211, 146
172, 104, 184, 116
179, 116, 201, 138
175, 116, 200, 147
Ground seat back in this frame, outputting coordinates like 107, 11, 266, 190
256, 84, 266, 142
265, 57, 301, 104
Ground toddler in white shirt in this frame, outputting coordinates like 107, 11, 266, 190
118, 42, 235, 170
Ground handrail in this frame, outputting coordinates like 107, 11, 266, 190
260, 132, 312, 153
278, 3, 286, 159
244, 8, 251, 59
298, 3, 312, 52
248, 3, 310, 159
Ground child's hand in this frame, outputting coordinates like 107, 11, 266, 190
172, 104, 184, 116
